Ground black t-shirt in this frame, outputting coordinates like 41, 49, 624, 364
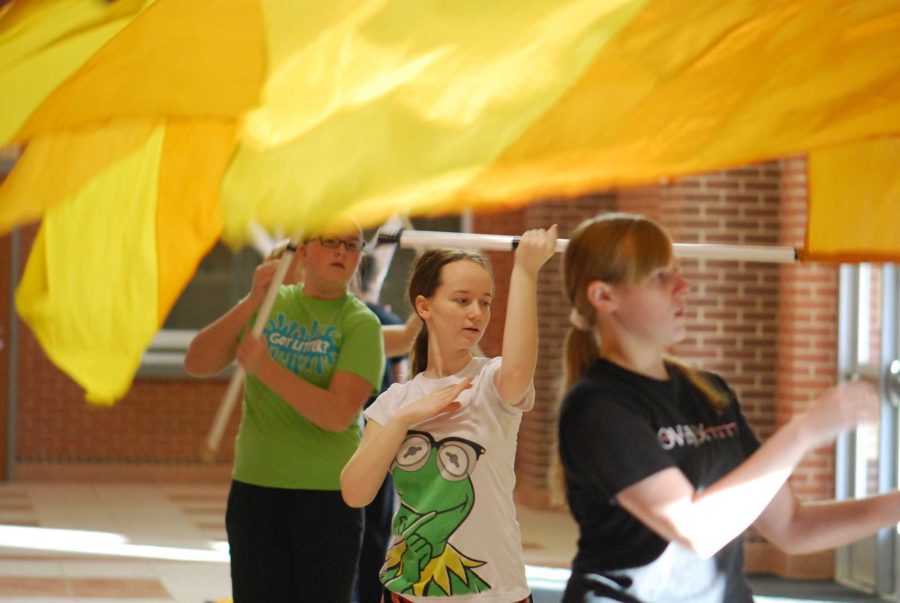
559, 358, 761, 603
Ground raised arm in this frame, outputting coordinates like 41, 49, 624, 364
496, 225, 558, 405
341, 377, 472, 507
183, 261, 277, 376
615, 381, 879, 559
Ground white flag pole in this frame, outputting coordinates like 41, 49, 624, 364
379, 230, 797, 264
201, 232, 304, 462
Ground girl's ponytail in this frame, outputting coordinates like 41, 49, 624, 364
410, 323, 429, 376
550, 324, 600, 507
563, 326, 600, 392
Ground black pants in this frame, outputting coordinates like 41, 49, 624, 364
355, 474, 394, 603
226, 480, 363, 603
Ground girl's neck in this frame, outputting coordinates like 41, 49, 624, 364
597, 329, 668, 380
423, 348, 474, 379
302, 280, 346, 301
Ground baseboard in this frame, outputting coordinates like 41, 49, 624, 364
745, 541, 835, 579
14, 461, 232, 484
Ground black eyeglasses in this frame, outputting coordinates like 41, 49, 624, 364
310, 237, 365, 252
393, 430, 485, 481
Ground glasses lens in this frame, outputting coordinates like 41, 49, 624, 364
345, 240, 363, 252
394, 434, 431, 472
437, 442, 478, 481
319, 237, 340, 248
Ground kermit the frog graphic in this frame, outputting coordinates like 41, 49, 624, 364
382, 430, 489, 597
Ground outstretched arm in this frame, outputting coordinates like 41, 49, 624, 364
615, 381, 879, 559
341, 377, 472, 507
496, 225, 558, 405
755, 483, 900, 554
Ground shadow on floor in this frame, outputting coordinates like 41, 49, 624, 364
528, 574, 881, 603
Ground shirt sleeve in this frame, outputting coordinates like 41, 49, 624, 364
363, 382, 405, 426
334, 309, 385, 393
481, 356, 535, 414
560, 384, 676, 498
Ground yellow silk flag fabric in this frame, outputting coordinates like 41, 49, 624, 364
13, 121, 228, 403
805, 139, 900, 262
2, 0, 899, 402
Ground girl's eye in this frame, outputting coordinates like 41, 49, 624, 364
480, 300, 491, 308
455, 298, 468, 305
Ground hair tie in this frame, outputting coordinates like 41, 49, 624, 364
568, 308, 592, 332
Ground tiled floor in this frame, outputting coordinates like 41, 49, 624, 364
0, 480, 883, 602
0, 482, 232, 602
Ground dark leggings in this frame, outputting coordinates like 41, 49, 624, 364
356, 474, 394, 603
226, 480, 363, 603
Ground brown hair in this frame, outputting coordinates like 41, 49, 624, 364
551, 213, 726, 505
407, 249, 492, 375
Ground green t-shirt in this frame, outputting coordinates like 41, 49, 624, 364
233, 285, 384, 490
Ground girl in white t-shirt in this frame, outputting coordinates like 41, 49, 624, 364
341, 226, 557, 603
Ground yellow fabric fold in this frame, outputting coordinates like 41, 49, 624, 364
14, 0, 264, 140
156, 120, 232, 322
223, 0, 646, 241
4, 0, 900, 402
0, 122, 153, 231
0, 0, 152, 145
16, 124, 165, 404
14, 121, 225, 402
806, 138, 900, 262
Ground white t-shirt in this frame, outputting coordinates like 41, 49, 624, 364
365, 356, 534, 602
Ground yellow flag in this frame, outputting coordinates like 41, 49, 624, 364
3, 0, 900, 402
16, 125, 164, 404
806, 138, 900, 262
15, 122, 225, 403
0, 0, 152, 144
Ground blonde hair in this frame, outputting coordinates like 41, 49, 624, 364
407, 249, 492, 376
550, 213, 726, 505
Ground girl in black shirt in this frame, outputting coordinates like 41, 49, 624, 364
556, 212, 892, 603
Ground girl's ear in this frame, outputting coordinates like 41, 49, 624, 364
414, 294, 430, 320
587, 280, 615, 313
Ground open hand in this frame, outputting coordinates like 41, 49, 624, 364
396, 376, 473, 428
801, 380, 880, 447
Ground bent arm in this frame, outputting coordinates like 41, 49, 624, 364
341, 378, 471, 507
616, 381, 878, 558
341, 419, 409, 507
184, 294, 262, 376
249, 353, 373, 432
755, 485, 900, 554
617, 419, 821, 559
